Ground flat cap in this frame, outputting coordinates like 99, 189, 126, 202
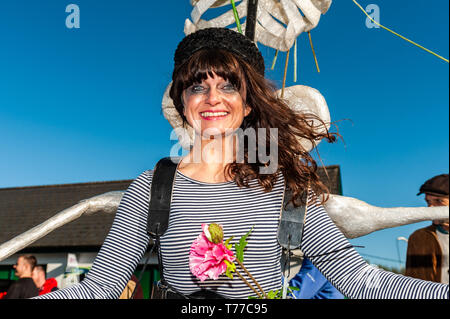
417, 174, 449, 197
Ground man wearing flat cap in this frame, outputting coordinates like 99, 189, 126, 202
405, 174, 449, 283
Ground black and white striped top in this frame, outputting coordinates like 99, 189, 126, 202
37, 170, 449, 299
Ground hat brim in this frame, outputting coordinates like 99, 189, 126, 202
417, 190, 449, 197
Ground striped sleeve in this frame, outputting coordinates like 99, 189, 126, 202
35, 171, 152, 299
300, 199, 449, 299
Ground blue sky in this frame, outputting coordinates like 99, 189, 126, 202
0, 1, 448, 269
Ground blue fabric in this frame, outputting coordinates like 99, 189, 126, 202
289, 258, 345, 299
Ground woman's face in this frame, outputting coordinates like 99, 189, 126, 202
182, 73, 250, 137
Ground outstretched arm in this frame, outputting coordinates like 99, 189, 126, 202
35, 171, 153, 299
300, 199, 449, 299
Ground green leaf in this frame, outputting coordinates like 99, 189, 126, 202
224, 260, 236, 279
247, 286, 300, 299
267, 290, 278, 299
277, 290, 283, 298
235, 226, 254, 263
224, 236, 234, 250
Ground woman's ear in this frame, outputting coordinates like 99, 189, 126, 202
244, 104, 252, 117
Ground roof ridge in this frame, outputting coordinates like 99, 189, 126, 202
0, 179, 135, 192
0, 165, 339, 191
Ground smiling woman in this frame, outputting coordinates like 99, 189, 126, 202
181, 72, 250, 136
34, 27, 449, 300
169, 32, 337, 196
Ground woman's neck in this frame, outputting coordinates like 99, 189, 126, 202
178, 133, 237, 183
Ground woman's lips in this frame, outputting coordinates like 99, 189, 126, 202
199, 111, 229, 120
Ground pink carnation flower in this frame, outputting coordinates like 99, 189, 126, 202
189, 224, 235, 281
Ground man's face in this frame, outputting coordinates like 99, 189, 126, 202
425, 194, 449, 207
31, 268, 45, 288
13, 257, 29, 278
426, 194, 449, 230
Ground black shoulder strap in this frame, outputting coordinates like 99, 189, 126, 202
147, 157, 180, 237
147, 156, 308, 249
277, 189, 308, 250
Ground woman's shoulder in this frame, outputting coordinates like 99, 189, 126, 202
132, 169, 153, 182
136, 169, 154, 181
122, 170, 154, 195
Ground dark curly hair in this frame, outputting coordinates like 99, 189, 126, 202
169, 48, 338, 206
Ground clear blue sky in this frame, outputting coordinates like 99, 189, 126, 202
0, 1, 448, 269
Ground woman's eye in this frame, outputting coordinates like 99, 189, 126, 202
221, 83, 237, 92
190, 85, 206, 93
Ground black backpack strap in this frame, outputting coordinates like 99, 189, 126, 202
145, 157, 182, 296
277, 187, 309, 298
277, 188, 309, 250
147, 156, 181, 237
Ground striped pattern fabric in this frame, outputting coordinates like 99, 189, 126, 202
160, 170, 284, 298
37, 170, 449, 299
301, 198, 448, 299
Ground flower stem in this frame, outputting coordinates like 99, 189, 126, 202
235, 268, 262, 298
236, 259, 268, 298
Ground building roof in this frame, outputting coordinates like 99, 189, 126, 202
0, 180, 132, 251
0, 166, 342, 251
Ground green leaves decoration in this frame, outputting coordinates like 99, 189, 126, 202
235, 226, 254, 263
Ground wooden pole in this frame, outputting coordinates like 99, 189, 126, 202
281, 49, 290, 98
245, 0, 258, 41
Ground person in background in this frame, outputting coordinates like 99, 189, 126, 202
405, 174, 449, 283
3, 255, 39, 299
32, 265, 59, 296
289, 258, 345, 299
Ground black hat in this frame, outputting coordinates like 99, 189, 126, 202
417, 174, 449, 197
173, 28, 265, 75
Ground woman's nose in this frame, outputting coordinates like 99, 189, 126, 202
205, 88, 221, 105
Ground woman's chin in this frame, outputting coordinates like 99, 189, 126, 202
193, 125, 240, 139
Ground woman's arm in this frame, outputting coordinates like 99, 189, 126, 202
300, 198, 449, 299
35, 171, 153, 299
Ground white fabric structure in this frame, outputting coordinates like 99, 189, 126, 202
163, 1, 334, 150
185, 0, 332, 51
0, 191, 448, 261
